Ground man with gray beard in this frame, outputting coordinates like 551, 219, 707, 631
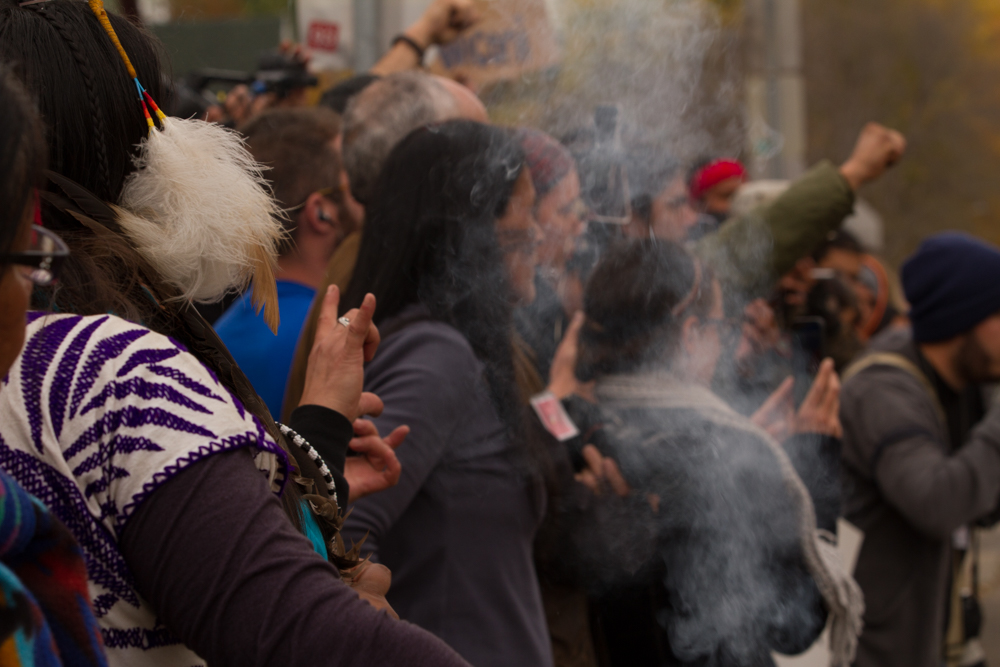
840, 232, 1000, 667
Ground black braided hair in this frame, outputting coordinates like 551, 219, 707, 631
30, 3, 111, 190
0, 2, 353, 553
0, 0, 166, 203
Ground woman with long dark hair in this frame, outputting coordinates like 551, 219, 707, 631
0, 2, 470, 665
0, 62, 109, 667
513, 127, 588, 384
576, 239, 861, 667
339, 119, 554, 667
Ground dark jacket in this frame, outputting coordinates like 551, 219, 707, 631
590, 375, 836, 667
840, 327, 1000, 667
341, 305, 553, 667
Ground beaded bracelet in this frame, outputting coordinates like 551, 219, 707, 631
277, 423, 339, 505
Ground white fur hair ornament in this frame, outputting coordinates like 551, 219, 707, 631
89, 0, 284, 332
115, 117, 285, 331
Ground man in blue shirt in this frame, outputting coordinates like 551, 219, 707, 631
216, 107, 362, 417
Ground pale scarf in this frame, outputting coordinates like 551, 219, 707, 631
596, 371, 864, 667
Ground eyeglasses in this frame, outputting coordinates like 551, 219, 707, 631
0, 225, 70, 286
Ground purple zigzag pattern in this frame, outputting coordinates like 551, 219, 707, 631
91, 593, 118, 618
64, 405, 216, 462
26, 311, 46, 324
21, 315, 82, 452
80, 376, 212, 417
102, 624, 183, 650
51, 317, 108, 439
83, 465, 130, 501
225, 387, 247, 421
116, 348, 180, 378
202, 363, 221, 386
230, 388, 268, 444
165, 335, 189, 353
98, 497, 120, 524
255, 411, 269, 447
69, 328, 149, 419
74, 434, 164, 478
0, 434, 140, 612
145, 365, 224, 403
118, 430, 290, 529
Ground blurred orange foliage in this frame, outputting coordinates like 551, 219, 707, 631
804, 0, 1000, 265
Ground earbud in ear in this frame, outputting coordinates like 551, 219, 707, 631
317, 208, 332, 223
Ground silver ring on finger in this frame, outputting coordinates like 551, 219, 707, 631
338, 316, 351, 328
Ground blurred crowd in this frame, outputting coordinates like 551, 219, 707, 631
0, 1, 999, 667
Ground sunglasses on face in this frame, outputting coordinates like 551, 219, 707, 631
0, 225, 70, 286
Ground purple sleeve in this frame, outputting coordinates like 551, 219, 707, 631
118, 448, 470, 667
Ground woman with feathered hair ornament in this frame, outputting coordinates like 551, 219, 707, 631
0, 2, 471, 665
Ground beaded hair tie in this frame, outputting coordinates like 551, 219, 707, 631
87, 0, 165, 133
78, 0, 285, 333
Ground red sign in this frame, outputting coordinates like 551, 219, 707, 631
307, 21, 340, 53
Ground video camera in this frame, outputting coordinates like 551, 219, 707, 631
170, 48, 318, 120
250, 49, 318, 100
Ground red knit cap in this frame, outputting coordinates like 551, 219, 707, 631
689, 159, 747, 200
517, 127, 575, 200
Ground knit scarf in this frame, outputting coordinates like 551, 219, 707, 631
596, 372, 864, 667
0, 471, 107, 667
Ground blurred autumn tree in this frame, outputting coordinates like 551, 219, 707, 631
802, 0, 1000, 266
483, 0, 747, 161
170, 0, 286, 20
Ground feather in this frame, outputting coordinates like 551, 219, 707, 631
46, 170, 123, 234
65, 209, 117, 239
114, 116, 287, 315
250, 242, 280, 334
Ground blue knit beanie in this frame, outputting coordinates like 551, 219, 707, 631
902, 232, 1000, 342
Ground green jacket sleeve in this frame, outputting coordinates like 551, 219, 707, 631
694, 159, 855, 308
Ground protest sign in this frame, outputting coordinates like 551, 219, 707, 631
297, 0, 353, 71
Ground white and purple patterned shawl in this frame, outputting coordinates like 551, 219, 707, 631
0, 312, 288, 667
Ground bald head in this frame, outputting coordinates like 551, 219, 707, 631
341, 71, 489, 204
436, 76, 489, 122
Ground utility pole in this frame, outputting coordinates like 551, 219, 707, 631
354, 0, 381, 71
745, 0, 806, 179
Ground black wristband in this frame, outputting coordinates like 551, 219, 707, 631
392, 34, 426, 63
